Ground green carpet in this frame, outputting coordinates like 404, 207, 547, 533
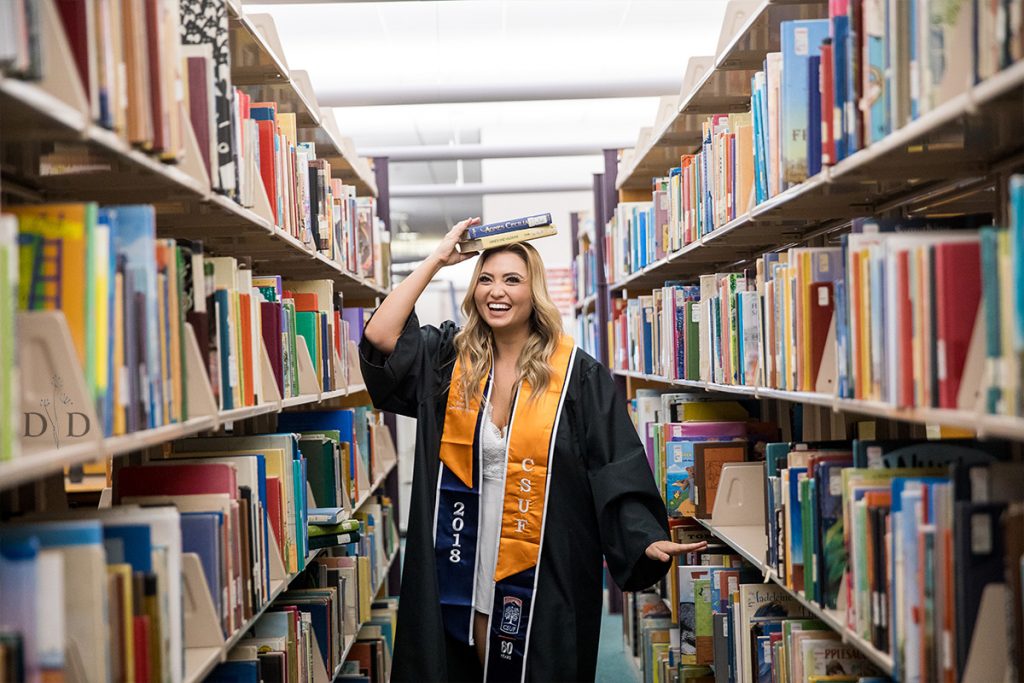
596, 593, 641, 683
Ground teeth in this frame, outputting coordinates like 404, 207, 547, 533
488, 303, 511, 311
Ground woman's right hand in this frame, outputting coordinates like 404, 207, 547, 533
431, 217, 481, 267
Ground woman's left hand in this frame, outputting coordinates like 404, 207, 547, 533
644, 539, 709, 562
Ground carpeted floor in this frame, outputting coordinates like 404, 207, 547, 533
595, 593, 641, 683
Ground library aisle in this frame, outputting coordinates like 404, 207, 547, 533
3, 0, 1024, 682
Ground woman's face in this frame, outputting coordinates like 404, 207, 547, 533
474, 251, 533, 333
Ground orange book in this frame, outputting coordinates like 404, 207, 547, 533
238, 292, 255, 407
736, 125, 754, 217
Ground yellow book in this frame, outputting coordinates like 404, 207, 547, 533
11, 203, 96, 392
94, 222, 111, 422
456, 224, 558, 253
735, 123, 755, 217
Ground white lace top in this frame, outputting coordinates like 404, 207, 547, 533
473, 400, 507, 615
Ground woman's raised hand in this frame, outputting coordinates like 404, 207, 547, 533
431, 217, 481, 267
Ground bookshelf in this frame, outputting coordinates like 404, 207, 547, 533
183, 461, 398, 683
595, 0, 1024, 681
1, 1, 400, 680
612, 368, 1024, 441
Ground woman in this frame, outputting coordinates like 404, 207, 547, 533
360, 218, 707, 682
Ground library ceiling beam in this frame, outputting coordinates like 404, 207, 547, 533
318, 79, 679, 107
358, 142, 632, 162
390, 181, 592, 198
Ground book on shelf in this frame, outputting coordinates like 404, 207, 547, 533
606, 192, 1024, 419
0, 214, 17, 463
456, 223, 558, 253
0, 406, 395, 682
614, 5, 1024, 284
8, 202, 371, 449
621, 385, 1024, 683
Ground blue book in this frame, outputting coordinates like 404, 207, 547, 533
786, 467, 807, 588
109, 205, 161, 428
249, 106, 276, 122
814, 457, 852, 608
864, 0, 890, 144
980, 227, 1003, 413
808, 55, 822, 178
465, 213, 551, 240
208, 661, 258, 682
102, 524, 152, 572
641, 302, 654, 375
832, 15, 850, 161
1011, 176, 1024, 354
180, 511, 224, 627
214, 289, 234, 410
780, 20, 830, 190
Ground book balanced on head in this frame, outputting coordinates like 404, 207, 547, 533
456, 212, 557, 253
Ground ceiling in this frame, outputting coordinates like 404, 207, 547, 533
246, 0, 729, 247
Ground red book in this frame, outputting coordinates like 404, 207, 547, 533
114, 463, 238, 503
261, 302, 284, 395
820, 41, 835, 165
897, 250, 915, 408
256, 119, 279, 221
133, 616, 151, 683
186, 56, 213, 177
807, 282, 835, 390
292, 292, 319, 313
239, 293, 255, 407
54, 1, 91, 102
934, 241, 981, 408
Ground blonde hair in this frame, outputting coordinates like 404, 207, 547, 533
453, 241, 564, 405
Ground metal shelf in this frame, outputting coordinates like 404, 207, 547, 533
1, 381, 375, 491
695, 517, 895, 676
613, 369, 1024, 439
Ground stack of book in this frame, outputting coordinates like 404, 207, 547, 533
612, 4, 1024, 283
456, 213, 557, 253
0, 406, 396, 682
607, 173, 1024, 416
763, 437, 1023, 682
0, 0, 384, 286
215, 495, 398, 683
9, 200, 368, 441
573, 214, 599, 303
622, 381, 1024, 682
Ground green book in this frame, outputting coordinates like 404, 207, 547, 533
684, 301, 700, 380
307, 518, 360, 537
694, 578, 714, 665
979, 227, 1003, 413
282, 300, 299, 398
295, 310, 320, 381
300, 435, 338, 508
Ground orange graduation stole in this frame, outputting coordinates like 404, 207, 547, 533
433, 334, 576, 681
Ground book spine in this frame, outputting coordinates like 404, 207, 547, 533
465, 213, 552, 240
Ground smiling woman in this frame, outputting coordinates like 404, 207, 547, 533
359, 218, 707, 682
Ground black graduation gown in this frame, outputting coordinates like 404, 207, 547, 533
359, 313, 672, 682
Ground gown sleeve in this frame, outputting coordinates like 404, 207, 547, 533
359, 310, 458, 418
580, 362, 672, 591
